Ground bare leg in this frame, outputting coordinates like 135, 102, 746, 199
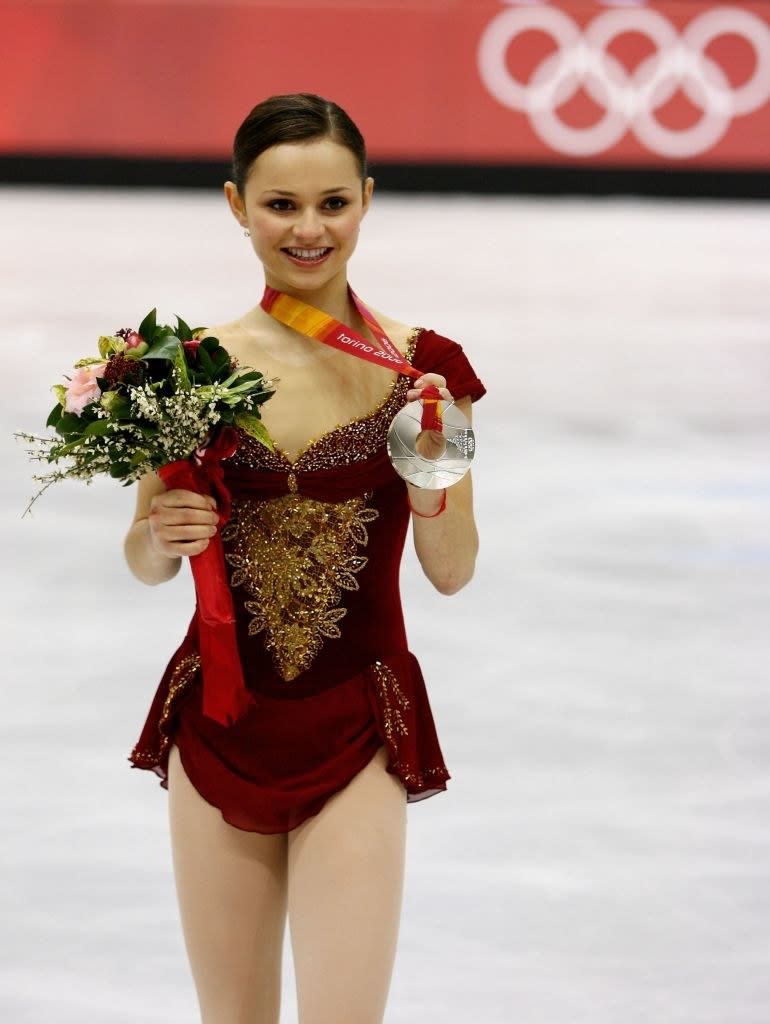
287, 745, 408, 1024
167, 744, 289, 1024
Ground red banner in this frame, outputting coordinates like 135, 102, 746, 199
1, 1, 769, 167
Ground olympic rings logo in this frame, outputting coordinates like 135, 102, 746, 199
477, 4, 770, 158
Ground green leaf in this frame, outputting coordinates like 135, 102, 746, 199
248, 389, 275, 408
50, 436, 88, 458
138, 308, 157, 341
144, 335, 182, 361
109, 462, 131, 479
235, 411, 274, 451
212, 349, 231, 378
46, 403, 64, 429
173, 343, 191, 389
175, 315, 192, 341
98, 335, 121, 360
56, 412, 85, 436
74, 355, 109, 369
200, 337, 220, 354
100, 391, 131, 417
83, 419, 113, 437
197, 344, 217, 380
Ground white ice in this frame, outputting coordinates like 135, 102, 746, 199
1, 187, 769, 1023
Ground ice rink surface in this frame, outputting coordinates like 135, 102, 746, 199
1, 186, 769, 1023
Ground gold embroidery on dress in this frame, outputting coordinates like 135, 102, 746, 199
225, 494, 379, 681
372, 661, 411, 740
399, 764, 450, 788
371, 661, 450, 790
130, 653, 200, 768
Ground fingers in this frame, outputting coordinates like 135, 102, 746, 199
153, 534, 214, 558
148, 489, 220, 558
155, 489, 218, 513
406, 386, 453, 403
406, 374, 453, 404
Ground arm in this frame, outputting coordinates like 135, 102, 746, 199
124, 472, 219, 586
407, 392, 478, 595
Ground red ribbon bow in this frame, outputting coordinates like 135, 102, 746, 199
158, 427, 253, 727
419, 384, 444, 433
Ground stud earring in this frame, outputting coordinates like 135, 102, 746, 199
243, 228, 250, 237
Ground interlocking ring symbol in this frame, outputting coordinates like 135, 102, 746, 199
478, 4, 770, 157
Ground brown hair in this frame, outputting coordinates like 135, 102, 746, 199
231, 93, 368, 193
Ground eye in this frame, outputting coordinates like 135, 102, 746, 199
324, 196, 348, 211
266, 198, 294, 212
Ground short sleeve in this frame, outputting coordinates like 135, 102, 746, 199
412, 330, 486, 403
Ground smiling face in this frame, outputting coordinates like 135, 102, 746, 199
225, 137, 374, 298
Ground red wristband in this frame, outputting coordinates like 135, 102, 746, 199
408, 488, 447, 519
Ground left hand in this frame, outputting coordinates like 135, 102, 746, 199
406, 373, 452, 406
407, 373, 451, 462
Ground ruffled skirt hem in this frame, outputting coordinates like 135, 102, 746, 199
129, 647, 450, 833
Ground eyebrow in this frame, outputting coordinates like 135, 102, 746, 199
260, 186, 354, 197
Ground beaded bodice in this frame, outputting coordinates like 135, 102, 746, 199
225, 327, 420, 481
220, 330, 420, 685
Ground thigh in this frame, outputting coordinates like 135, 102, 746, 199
167, 744, 289, 1024
287, 745, 408, 1024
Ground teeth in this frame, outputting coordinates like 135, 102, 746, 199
286, 247, 328, 260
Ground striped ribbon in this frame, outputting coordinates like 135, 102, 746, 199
261, 285, 443, 432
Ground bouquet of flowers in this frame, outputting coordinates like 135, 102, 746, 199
17, 309, 277, 727
17, 308, 275, 513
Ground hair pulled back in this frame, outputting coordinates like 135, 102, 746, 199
231, 93, 368, 194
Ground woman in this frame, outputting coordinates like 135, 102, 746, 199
126, 94, 485, 1024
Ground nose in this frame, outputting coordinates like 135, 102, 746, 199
292, 207, 325, 241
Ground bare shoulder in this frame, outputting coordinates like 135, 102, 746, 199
367, 307, 418, 355
201, 315, 259, 364
201, 315, 246, 345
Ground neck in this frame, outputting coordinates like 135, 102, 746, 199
263, 271, 355, 324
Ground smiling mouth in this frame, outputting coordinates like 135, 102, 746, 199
282, 246, 333, 264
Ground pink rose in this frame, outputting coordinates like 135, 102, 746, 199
123, 330, 144, 349
64, 364, 106, 415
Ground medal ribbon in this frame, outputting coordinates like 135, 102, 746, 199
261, 286, 443, 432
158, 427, 254, 728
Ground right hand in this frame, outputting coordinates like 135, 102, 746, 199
414, 428, 447, 461
148, 488, 219, 559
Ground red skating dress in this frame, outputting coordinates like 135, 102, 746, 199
129, 328, 486, 833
